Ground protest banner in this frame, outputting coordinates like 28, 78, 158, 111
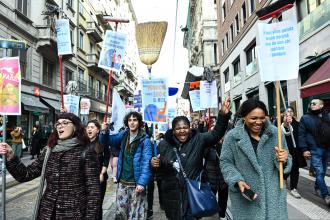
200, 80, 218, 109
0, 57, 21, 115
189, 89, 203, 112
111, 89, 127, 134
257, 19, 299, 82
55, 19, 72, 55
64, 95, 80, 116
134, 90, 142, 113
141, 78, 168, 123
98, 31, 127, 72
80, 98, 90, 115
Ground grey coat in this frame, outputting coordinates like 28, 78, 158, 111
220, 120, 292, 220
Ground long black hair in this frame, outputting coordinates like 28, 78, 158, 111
87, 119, 103, 154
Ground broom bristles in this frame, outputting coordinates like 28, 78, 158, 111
135, 21, 168, 66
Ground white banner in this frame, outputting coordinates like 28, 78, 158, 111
189, 90, 203, 112
111, 89, 126, 134
200, 80, 218, 108
56, 19, 72, 55
257, 20, 299, 82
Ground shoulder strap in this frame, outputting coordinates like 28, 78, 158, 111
173, 148, 187, 179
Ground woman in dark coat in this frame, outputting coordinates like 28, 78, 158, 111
0, 113, 101, 220
30, 125, 43, 159
151, 98, 231, 220
86, 119, 110, 220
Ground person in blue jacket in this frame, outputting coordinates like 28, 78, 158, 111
99, 111, 152, 220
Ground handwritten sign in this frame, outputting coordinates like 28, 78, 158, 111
200, 80, 218, 108
56, 19, 72, 55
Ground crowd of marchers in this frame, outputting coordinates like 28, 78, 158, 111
0, 97, 329, 220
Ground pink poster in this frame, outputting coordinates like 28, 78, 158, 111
0, 57, 21, 115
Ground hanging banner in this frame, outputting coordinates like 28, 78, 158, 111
80, 98, 90, 115
0, 57, 21, 115
56, 19, 72, 55
64, 95, 80, 116
98, 31, 127, 72
177, 98, 190, 119
111, 89, 127, 134
257, 20, 299, 82
141, 78, 168, 123
200, 80, 218, 108
189, 89, 203, 112
134, 90, 142, 113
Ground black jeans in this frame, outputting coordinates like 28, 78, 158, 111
147, 179, 163, 211
212, 186, 229, 218
99, 173, 108, 220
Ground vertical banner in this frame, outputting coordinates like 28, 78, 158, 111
80, 98, 90, 115
200, 80, 218, 108
0, 57, 21, 115
189, 90, 203, 112
141, 78, 168, 123
134, 90, 142, 113
56, 19, 72, 55
98, 31, 127, 72
257, 20, 299, 82
64, 95, 80, 116
111, 89, 127, 134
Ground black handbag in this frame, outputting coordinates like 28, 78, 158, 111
173, 148, 219, 218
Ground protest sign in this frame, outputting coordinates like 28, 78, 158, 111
142, 78, 168, 123
80, 98, 90, 115
177, 98, 190, 119
200, 80, 218, 108
0, 57, 21, 115
257, 20, 299, 81
134, 90, 142, 113
98, 31, 127, 72
189, 89, 203, 112
56, 19, 72, 55
64, 95, 80, 115
111, 89, 127, 134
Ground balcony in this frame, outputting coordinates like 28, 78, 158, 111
224, 81, 231, 93
245, 59, 259, 78
36, 25, 57, 55
233, 72, 243, 87
299, 0, 330, 41
87, 53, 100, 70
86, 21, 103, 43
88, 86, 106, 102
77, 79, 88, 95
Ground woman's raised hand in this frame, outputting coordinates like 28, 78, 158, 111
0, 142, 15, 161
220, 97, 231, 114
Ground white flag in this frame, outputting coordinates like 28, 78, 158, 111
111, 89, 126, 134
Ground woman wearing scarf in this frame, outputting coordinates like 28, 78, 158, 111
0, 113, 101, 220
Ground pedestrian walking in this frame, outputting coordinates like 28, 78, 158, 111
220, 99, 292, 220
30, 125, 42, 159
281, 107, 307, 198
99, 111, 152, 220
86, 119, 110, 220
0, 113, 101, 219
10, 126, 23, 158
151, 97, 231, 220
299, 98, 330, 207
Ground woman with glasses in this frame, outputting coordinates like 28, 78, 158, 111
0, 113, 101, 220
220, 99, 292, 220
86, 119, 110, 220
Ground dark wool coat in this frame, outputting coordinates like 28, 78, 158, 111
30, 130, 43, 156
6, 146, 101, 220
157, 112, 230, 220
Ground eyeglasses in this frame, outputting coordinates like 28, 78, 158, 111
55, 120, 73, 128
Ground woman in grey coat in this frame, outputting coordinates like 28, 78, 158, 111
220, 99, 292, 220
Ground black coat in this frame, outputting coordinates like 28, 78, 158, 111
30, 131, 43, 156
157, 112, 230, 220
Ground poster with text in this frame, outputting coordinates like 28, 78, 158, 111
0, 57, 21, 115
257, 20, 299, 82
142, 78, 168, 123
200, 80, 218, 108
80, 98, 90, 115
56, 19, 72, 55
189, 89, 204, 112
98, 31, 127, 72
64, 95, 80, 116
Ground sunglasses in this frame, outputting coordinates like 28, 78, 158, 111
310, 102, 318, 106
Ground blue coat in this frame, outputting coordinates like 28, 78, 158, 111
220, 120, 292, 220
99, 129, 152, 187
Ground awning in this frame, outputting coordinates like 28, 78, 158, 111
300, 58, 330, 98
40, 97, 61, 113
21, 93, 49, 113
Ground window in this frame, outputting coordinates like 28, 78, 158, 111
88, 75, 94, 94
232, 58, 241, 76
70, 29, 74, 46
213, 43, 218, 65
221, 39, 225, 56
246, 41, 256, 65
225, 33, 229, 49
235, 15, 240, 34
78, 68, 84, 80
68, 0, 73, 8
104, 85, 108, 99
79, 32, 84, 49
65, 69, 73, 86
90, 43, 93, 54
43, 59, 54, 87
242, 2, 247, 25
12, 44, 27, 78
96, 80, 101, 99
250, 0, 255, 14
222, 3, 226, 21
230, 24, 234, 42
17, 0, 28, 16
78, 68, 84, 91
224, 68, 229, 83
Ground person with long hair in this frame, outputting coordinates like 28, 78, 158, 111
0, 113, 101, 219
86, 119, 110, 219
220, 99, 292, 220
